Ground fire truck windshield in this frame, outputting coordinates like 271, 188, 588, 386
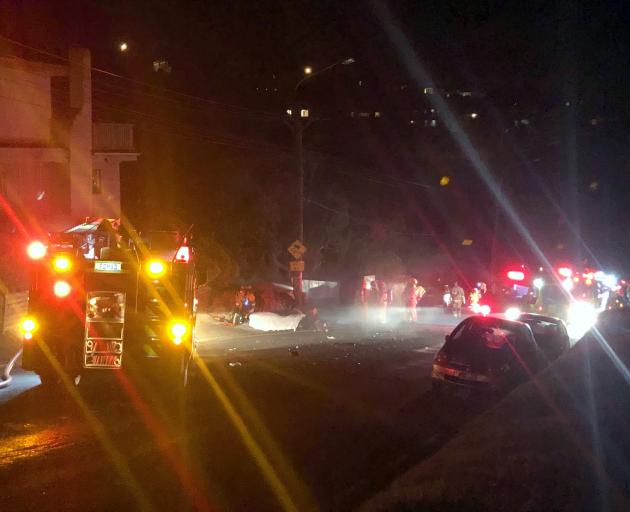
145, 231, 181, 251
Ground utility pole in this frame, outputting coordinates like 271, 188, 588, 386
285, 114, 312, 310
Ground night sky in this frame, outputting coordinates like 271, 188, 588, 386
2, 0, 630, 278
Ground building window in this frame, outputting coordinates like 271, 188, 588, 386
374, 112, 381, 118
92, 168, 102, 194
423, 87, 434, 95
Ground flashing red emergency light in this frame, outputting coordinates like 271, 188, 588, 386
558, 267, 573, 278
507, 270, 525, 281
175, 246, 190, 263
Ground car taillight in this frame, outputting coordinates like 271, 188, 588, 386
53, 280, 72, 298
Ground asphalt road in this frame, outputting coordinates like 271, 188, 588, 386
0, 311, 498, 512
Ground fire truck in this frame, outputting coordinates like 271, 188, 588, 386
20, 218, 198, 388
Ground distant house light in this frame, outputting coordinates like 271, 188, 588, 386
359, 112, 371, 118
300, 109, 309, 118
423, 87, 434, 95
374, 111, 381, 118
521, 119, 530, 125
153, 60, 172, 73
469, 112, 478, 119
460, 91, 472, 97
286, 109, 293, 116
410, 119, 415, 125
430, 119, 437, 127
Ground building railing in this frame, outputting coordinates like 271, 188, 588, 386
92, 123, 135, 152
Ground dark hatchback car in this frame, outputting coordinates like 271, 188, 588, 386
432, 315, 543, 392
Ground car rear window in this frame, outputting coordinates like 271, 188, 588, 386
449, 318, 523, 348
523, 320, 560, 336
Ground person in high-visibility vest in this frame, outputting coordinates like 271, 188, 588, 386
403, 278, 426, 322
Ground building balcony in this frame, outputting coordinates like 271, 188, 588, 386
92, 123, 135, 153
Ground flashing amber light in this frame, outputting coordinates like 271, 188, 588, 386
168, 320, 188, 345
507, 270, 525, 281
558, 267, 573, 278
27, 241, 47, 260
52, 255, 72, 272
21, 317, 37, 334
175, 246, 190, 262
146, 259, 167, 278
53, 280, 71, 298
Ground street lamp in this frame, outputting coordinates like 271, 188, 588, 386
294, 57, 355, 91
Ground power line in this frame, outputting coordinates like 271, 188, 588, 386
0, 34, 282, 120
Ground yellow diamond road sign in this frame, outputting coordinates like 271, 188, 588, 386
288, 240, 307, 259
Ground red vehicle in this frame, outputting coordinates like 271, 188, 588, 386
21, 218, 198, 388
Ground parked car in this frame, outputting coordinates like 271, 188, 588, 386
432, 315, 543, 393
517, 313, 569, 361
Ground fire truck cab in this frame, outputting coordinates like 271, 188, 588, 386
21, 218, 198, 388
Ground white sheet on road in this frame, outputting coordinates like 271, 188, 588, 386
248, 312, 305, 332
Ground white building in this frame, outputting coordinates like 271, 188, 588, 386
0, 48, 138, 233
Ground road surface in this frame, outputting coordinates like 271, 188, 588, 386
0, 310, 497, 512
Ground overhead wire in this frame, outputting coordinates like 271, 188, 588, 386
0, 33, 282, 120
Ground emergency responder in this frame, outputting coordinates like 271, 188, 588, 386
232, 286, 246, 325
241, 286, 256, 322
451, 281, 466, 318
469, 287, 481, 309
443, 285, 451, 310
359, 279, 369, 321
377, 280, 391, 323
403, 278, 425, 322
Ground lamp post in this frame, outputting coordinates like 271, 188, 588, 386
285, 57, 354, 308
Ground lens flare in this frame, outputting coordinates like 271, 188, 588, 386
27, 241, 47, 260
53, 255, 72, 272
505, 307, 521, 321
53, 280, 72, 298
146, 259, 166, 278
